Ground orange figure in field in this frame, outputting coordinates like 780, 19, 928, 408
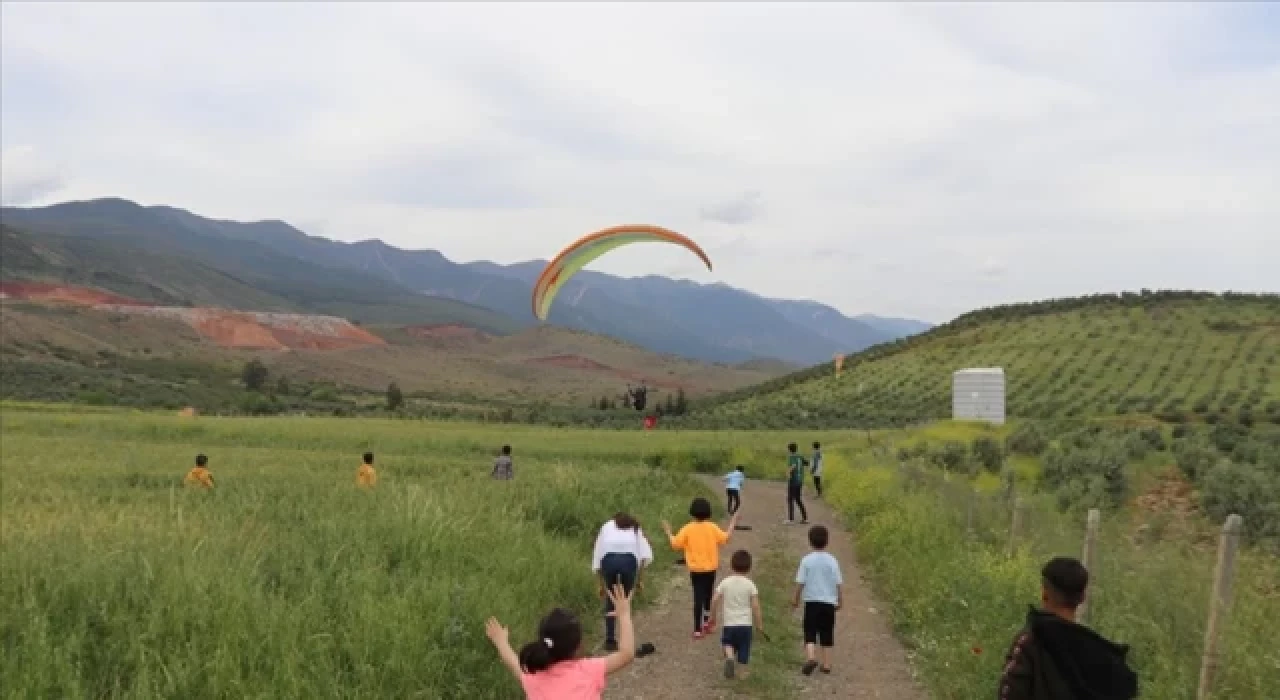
185, 454, 214, 489
357, 452, 377, 487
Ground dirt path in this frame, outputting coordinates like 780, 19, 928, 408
607, 478, 926, 699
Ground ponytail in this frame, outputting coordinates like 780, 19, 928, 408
518, 608, 580, 674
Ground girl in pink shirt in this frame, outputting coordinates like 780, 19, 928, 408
486, 583, 636, 699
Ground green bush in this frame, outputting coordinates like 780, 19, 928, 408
1173, 436, 1220, 483
970, 435, 1005, 473
1041, 439, 1129, 510
932, 440, 969, 472
1199, 460, 1280, 542
1003, 424, 1044, 458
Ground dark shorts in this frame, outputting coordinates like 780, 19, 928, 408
720, 625, 753, 664
803, 602, 836, 647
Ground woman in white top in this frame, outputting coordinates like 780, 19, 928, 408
592, 512, 654, 652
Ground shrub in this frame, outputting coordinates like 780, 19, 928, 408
932, 440, 969, 472
1199, 460, 1280, 542
970, 436, 1005, 473
1173, 436, 1218, 482
1041, 439, 1129, 510
1006, 422, 1048, 456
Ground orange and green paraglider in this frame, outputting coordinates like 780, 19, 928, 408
532, 225, 713, 321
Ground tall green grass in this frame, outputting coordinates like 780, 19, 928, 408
822, 454, 1279, 699
3, 410, 740, 698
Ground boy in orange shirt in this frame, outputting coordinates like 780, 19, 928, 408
663, 497, 740, 639
357, 452, 377, 487
185, 454, 214, 489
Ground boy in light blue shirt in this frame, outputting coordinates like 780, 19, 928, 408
792, 524, 843, 676
723, 465, 745, 515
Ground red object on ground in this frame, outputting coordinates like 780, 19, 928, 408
643, 415, 657, 430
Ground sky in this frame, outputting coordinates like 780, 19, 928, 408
2, 2, 1277, 323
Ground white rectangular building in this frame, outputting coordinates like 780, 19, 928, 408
952, 367, 1006, 425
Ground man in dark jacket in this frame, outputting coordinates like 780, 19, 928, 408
998, 557, 1138, 700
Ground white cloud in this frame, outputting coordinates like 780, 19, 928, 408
2, 1, 1277, 322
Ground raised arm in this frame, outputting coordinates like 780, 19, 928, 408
602, 583, 636, 674
662, 520, 686, 550
484, 618, 523, 681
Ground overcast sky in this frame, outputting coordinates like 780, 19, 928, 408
2, 2, 1277, 322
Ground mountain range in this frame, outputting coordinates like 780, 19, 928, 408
0, 198, 931, 365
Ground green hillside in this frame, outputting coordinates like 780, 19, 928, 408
685, 291, 1280, 429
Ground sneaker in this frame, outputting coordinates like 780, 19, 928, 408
701, 619, 714, 635
820, 666, 832, 674
801, 660, 819, 676
693, 630, 705, 640
801, 519, 809, 525
724, 659, 736, 679
636, 643, 656, 658
784, 519, 794, 525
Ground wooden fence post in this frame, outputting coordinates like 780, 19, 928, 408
1007, 497, 1024, 557
1197, 514, 1243, 700
1077, 509, 1101, 625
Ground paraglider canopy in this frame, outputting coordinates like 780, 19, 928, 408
532, 225, 713, 321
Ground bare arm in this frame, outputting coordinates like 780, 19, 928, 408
791, 583, 804, 609
722, 512, 740, 542
751, 593, 765, 632
484, 618, 522, 681
709, 590, 723, 627
836, 584, 843, 611
602, 583, 636, 674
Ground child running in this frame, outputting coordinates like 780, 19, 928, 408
492, 445, 514, 480
356, 452, 377, 487
709, 549, 765, 680
486, 583, 636, 699
792, 525, 843, 675
785, 443, 808, 524
722, 465, 746, 515
184, 454, 214, 489
811, 442, 824, 497
663, 497, 740, 639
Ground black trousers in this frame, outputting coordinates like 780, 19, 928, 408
599, 553, 638, 644
787, 482, 807, 521
813, 475, 823, 496
726, 488, 741, 515
690, 571, 717, 631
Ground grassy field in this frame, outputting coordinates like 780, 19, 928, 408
689, 293, 1280, 429
0, 406, 841, 698
814, 422, 1279, 700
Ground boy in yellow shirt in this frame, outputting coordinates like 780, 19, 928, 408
357, 452, 377, 487
663, 497, 740, 639
185, 454, 214, 489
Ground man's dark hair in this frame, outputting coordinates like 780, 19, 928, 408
735, 465, 745, 473
808, 524, 829, 549
787, 442, 797, 453
363, 452, 374, 465
730, 549, 752, 574
813, 441, 821, 449
1041, 556, 1089, 608
501, 445, 512, 455
195, 454, 208, 467
689, 497, 713, 521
